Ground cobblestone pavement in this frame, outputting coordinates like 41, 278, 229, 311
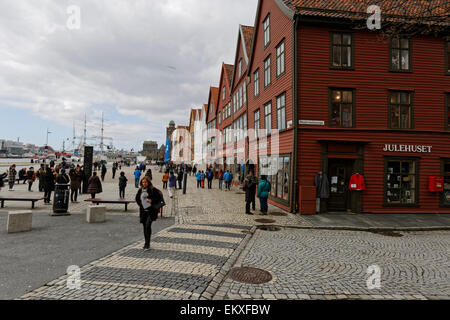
217, 228, 450, 300
20, 223, 253, 300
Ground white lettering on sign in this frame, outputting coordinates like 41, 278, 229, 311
299, 120, 325, 126
383, 144, 432, 153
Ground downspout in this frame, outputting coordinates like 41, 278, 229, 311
291, 14, 299, 214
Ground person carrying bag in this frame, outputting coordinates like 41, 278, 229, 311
135, 177, 165, 251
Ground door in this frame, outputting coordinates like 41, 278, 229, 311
328, 159, 355, 212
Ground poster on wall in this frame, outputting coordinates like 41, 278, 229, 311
444, 191, 450, 206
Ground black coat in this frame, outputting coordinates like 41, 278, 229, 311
135, 187, 163, 224
42, 171, 56, 191
244, 175, 257, 200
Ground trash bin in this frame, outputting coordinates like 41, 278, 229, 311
53, 183, 70, 214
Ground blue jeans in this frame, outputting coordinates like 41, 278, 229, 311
259, 197, 268, 213
135, 178, 139, 188
219, 180, 223, 189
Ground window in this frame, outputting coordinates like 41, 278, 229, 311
264, 56, 271, 88
390, 37, 411, 72
446, 39, 450, 74
264, 102, 272, 135
239, 86, 243, 109
209, 101, 213, 114
258, 155, 290, 202
447, 93, 450, 129
243, 81, 247, 105
254, 110, 260, 139
233, 94, 236, 113
239, 59, 242, 78
222, 86, 226, 101
254, 69, 260, 97
442, 159, 450, 207
263, 15, 270, 47
276, 93, 286, 130
276, 40, 285, 76
389, 91, 413, 129
218, 112, 221, 125
331, 33, 353, 68
330, 89, 354, 128
385, 158, 418, 205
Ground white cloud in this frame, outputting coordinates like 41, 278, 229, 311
0, 0, 258, 149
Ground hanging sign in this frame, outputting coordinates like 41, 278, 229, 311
299, 120, 325, 126
383, 144, 432, 153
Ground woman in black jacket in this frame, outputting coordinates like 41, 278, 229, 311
135, 176, 164, 251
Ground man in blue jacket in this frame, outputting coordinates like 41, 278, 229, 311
134, 166, 142, 188
206, 169, 214, 189
196, 171, 202, 188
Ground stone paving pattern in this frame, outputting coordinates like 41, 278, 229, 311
10, 164, 450, 300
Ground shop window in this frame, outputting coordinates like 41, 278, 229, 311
331, 33, 353, 69
385, 158, 418, 205
389, 91, 413, 129
390, 37, 411, 72
442, 159, 450, 207
330, 89, 354, 128
258, 155, 290, 203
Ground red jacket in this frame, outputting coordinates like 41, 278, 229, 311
349, 174, 365, 191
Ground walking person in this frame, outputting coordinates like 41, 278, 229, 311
87, 172, 103, 199
135, 177, 164, 251
69, 167, 81, 203
200, 171, 206, 189
196, 170, 201, 188
257, 175, 271, 215
145, 168, 153, 181
8, 165, 17, 191
112, 162, 118, 179
206, 169, 213, 189
119, 171, 128, 199
177, 170, 183, 189
56, 169, 70, 184
227, 170, 233, 190
168, 171, 176, 198
78, 166, 85, 195
101, 163, 107, 182
42, 166, 55, 204
134, 166, 142, 188
0, 171, 7, 191
192, 165, 197, 176
162, 171, 169, 189
36, 164, 46, 192
26, 167, 36, 192
244, 171, 257, 215
218, 169, 224, 190
19, 168, 27, 185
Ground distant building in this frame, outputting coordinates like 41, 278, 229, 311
142, 141, 159, 160
165, 120, 176, 162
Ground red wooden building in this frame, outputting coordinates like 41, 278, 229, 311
244, 0, 450, 214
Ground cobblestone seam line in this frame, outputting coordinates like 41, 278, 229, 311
200, 226, 257, 300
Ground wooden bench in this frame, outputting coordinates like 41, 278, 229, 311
84, 198, 135, 212
0, 196, 45, 209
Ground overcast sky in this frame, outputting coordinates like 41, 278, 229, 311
0, 0, 258, 152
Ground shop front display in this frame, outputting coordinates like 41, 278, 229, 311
385, 158, 418, 205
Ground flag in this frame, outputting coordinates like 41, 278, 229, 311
164, 138, 171, 163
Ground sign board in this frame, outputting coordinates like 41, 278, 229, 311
83, 146, 93, 194
299, 120, 325, 126
383, 144, 432, 153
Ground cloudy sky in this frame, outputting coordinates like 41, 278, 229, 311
0, 0, 258, 152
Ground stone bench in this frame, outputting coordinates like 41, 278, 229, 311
87, 205, 106, 223
7, 210, 32, 233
